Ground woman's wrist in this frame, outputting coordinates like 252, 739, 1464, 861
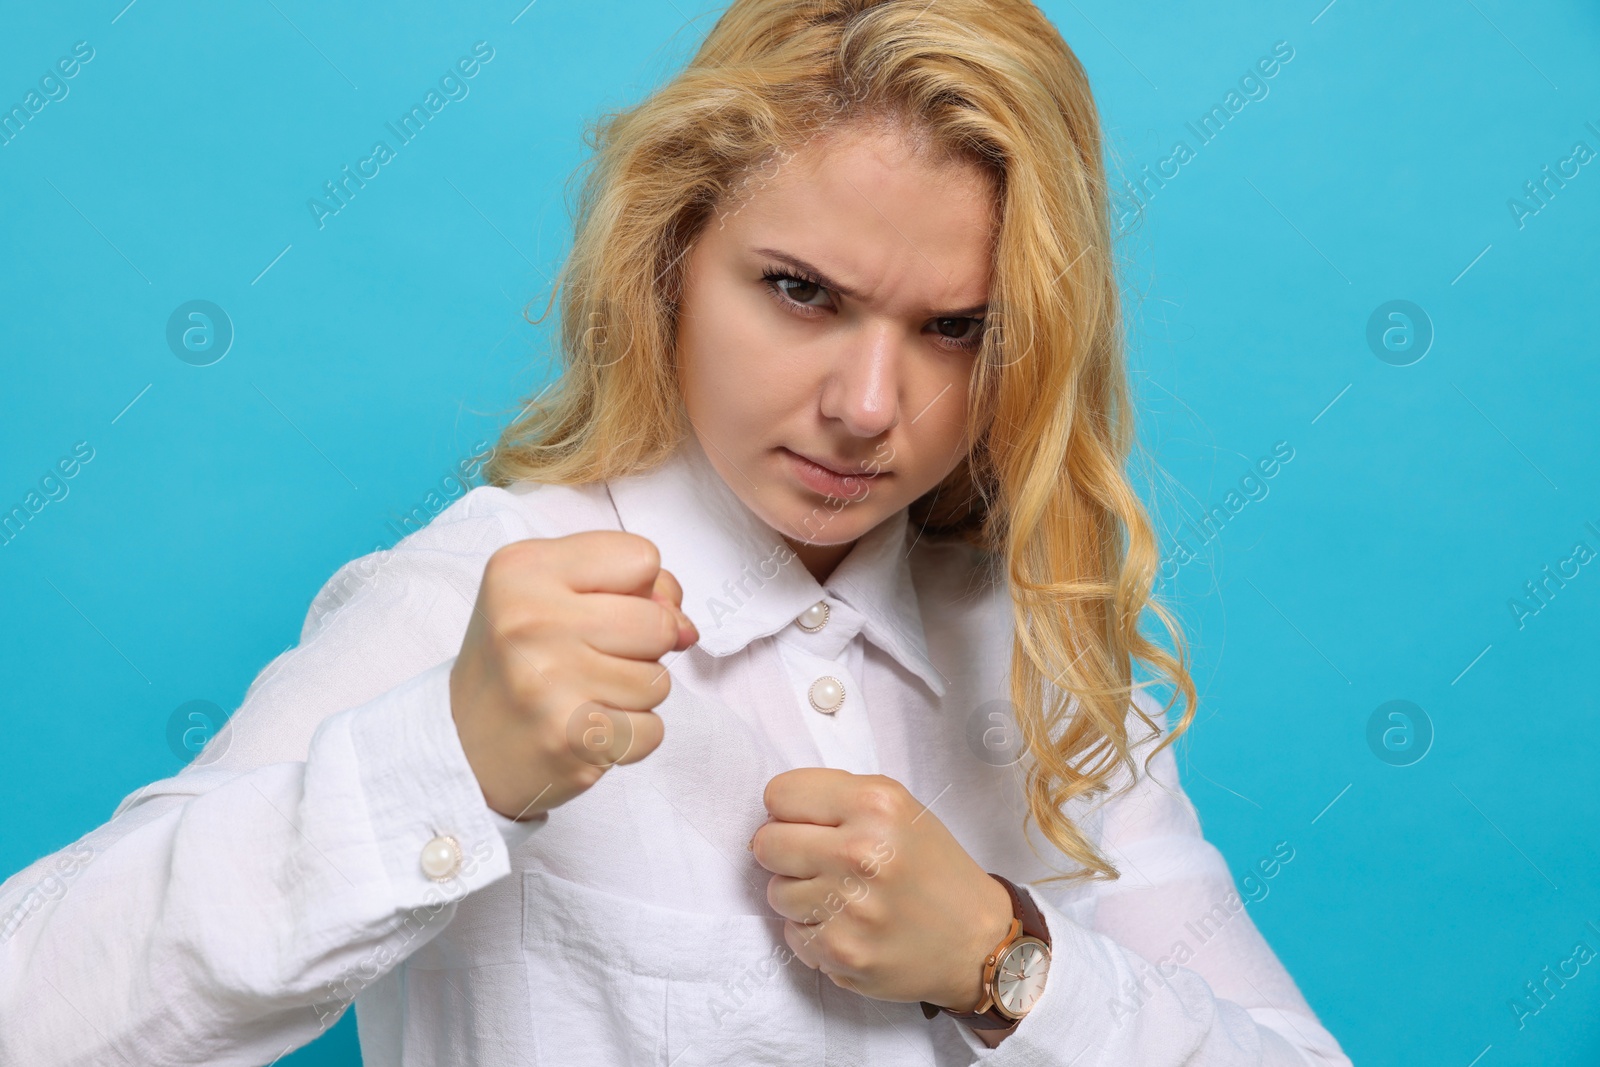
946, 875, 1046, 1048
932, 873, 1017, 1011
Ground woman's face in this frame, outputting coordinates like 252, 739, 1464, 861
675, 122, 997, 582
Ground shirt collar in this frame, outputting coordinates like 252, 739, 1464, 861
603, 434, 947, 699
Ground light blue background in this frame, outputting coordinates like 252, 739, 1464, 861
2, 1, 1596, 1064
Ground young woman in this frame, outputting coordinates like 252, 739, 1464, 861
0, 1, 1351, 1064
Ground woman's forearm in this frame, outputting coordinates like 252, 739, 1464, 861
0, 658, 524, 1065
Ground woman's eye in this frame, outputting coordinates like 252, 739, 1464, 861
933, 316, 984, 345
772, 275, 828, 306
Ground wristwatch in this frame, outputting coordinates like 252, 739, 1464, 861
920, 873, 1053, 1031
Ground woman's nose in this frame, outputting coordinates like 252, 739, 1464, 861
819, 319, 901, 440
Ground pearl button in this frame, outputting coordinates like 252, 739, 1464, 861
808, 676, 845, 714
420, 834, 462, 881
797, 601, 830, 632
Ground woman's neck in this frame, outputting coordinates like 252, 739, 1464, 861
782, 534, 855, 585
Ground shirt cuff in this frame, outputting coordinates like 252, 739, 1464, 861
341, 656, 535, 909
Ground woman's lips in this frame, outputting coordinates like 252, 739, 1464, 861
781, 447, 885, 498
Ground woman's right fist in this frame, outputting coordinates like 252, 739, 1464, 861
448, 530, 698, 821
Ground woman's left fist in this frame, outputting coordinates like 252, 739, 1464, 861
749, 768, 1014, 1009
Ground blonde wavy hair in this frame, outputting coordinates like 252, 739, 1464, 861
484, 0, 1196, 885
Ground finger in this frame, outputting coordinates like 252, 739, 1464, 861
576, 592, 684, 660
668, 611, 698, 651
782, 918, 827, 970
767, 874, 831, 924
553, 531, 663, 595
650, 569, 699, 650
825, 971, 860, 994
561, 703, 665, 768
571, 644, 674, 713
652, 567, 684, 610
766, 866, 872, 924
763, 767, 857, 826
767, 871, 869, 926
648, 591, 698, 650
749, 820, 834, 878
608, 707, 665, 765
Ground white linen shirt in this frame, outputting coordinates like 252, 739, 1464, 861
0, 433, 1351, 1067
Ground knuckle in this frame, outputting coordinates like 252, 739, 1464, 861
541, 703, 585, 754
828, 934, 869, 974
849, 887, 887, 928
486, 539, 538, 579
568, 759, 607, 793
855, 783, 900, 821
482, 591, 527, 635
841, 836, 880, 875
506, 650, 556, 704
483, 544, 514, 581
619, 532, 661, 577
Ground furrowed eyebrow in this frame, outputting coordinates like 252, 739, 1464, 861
752, 247, 988, 319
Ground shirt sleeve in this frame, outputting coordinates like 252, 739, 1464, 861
949, 690, 1351, 1066
0, 487, 546, 1067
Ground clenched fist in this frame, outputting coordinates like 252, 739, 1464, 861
751, 769, 1015, 1012
449, 531, 698, 821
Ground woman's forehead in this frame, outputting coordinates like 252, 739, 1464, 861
717, 126, 996, 310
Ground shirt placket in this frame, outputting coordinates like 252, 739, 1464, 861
772, 595, 881, 776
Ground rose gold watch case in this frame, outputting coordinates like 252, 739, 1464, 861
989, 934, 1051, 1020
968, 916, 1023, 1016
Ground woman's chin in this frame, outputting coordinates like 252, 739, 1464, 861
756, 492, 883, 548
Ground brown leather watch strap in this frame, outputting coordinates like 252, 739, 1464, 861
920, 873, 1051, 1030
997, 874, 1050, 948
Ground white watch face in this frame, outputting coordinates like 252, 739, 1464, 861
994, 939, 1050, 1017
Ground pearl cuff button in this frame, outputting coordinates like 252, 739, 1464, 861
797, 601, 830, 632
808, 675, 845, 714
420, 834, 463, 881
